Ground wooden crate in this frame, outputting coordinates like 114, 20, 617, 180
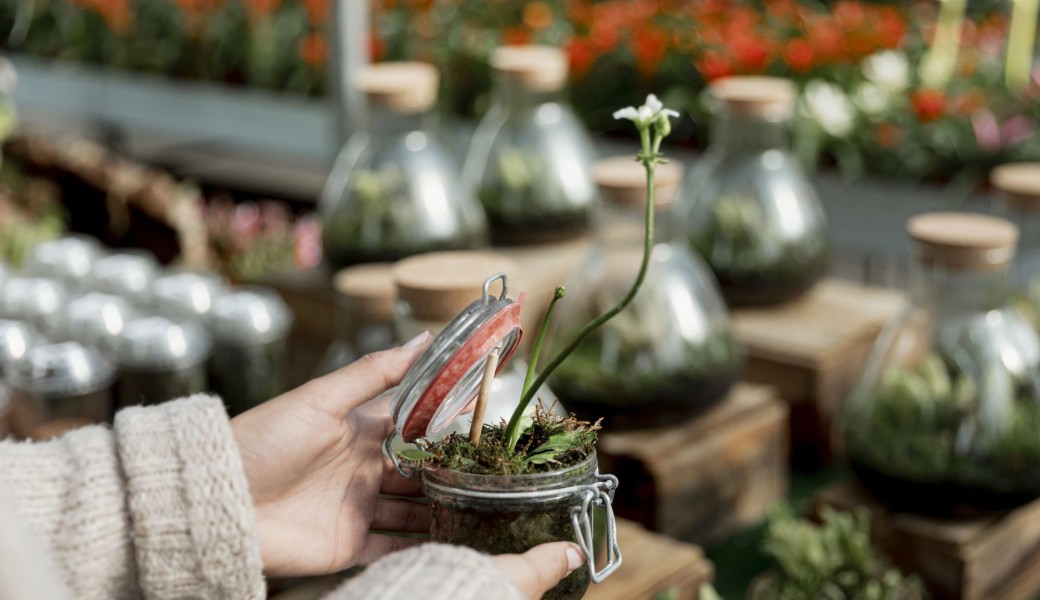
596, 383, 789, 545
730, 279, 905, 467
814, 483, 1040, 600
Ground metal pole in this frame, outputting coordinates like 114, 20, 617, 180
329, 0, 369, 150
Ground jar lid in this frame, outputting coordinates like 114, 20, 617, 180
151, 271, 228, 321
113, 315, 212, 370
393, 251, 518, 323
0, 319, 42, 367
391, 273, 525, 442
60, 293, 136, 351
86, 251, 160, 299
24, 236, 103, 284
357, 62, 439, 114
7, 341, 116, 397
0, 277, 69, 331
709, 76, 797, 120
592, 156, 684, 210
210, 287, 294, 344
991, 163, 1040, 208
490, 45, 568, 92
333, 264, 396, 322
908, 212, 1019, 271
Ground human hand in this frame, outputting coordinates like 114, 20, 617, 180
491, 542, 586, 599
231, 331, 433, 577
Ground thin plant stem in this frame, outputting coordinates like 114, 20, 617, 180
520, 286, 567, 400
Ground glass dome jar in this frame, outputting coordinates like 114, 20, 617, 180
56, 292, 136, 353
841, 212, 1040, 513
0, 320, 43, 438
549, 157, 743, 429
317, 264, 397, 377
149, 270, 229, 323
0, 276, 69, 338
990, 163, 1040, 331
677, 76, 829, 306
111, 316, 212, 408
83, 250, 160, 305
23, 235, 104, 290
463, 45, 597, 246
319, 62, 487, 268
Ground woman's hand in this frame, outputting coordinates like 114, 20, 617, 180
492, 542, 586, 599
231, 331, 433, 577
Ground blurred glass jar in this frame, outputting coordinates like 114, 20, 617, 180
842, 213, 1040, 513
320, 62, 487, 268
0, 320, 44, 438
549, 157, 743, 429
209, 287, 293, 415
463, 45, 597, 245
56, 292, 135, 353
83, 250, 160, 304
23, 235, 103, 290
6, 341, 116, 440
112, 316, 211, 408
392, 251, 565, 442
990, 163, 1040, 331
0, 276, 69, 337
150, 270, 229, 323
317, 264, 397, 376
678, 77, 829, 305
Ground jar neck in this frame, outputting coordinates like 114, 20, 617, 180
997, 197, 1040, 254
493, 79, 562, 115
366, 105, 428, 141
910, 260, 1011, 313
710, 112, 788, 154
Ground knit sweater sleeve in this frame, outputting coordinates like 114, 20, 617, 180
323, 543, 527, 600
0, 394, 265, 600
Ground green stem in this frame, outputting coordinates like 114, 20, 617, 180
1006, 0, 1040, 91
519, 286, 567, 401
504, 141, 661, 453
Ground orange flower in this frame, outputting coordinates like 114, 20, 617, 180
565, 36, 596, 79
833, 1, 865, 30
523, 1, 553, 31
302, 0, 329, 26
298, 32, 328, 67
244, 0, 280, 22
697, 52, 733, 82
369, 32, 387, 61
733, 36, 773, 71
876, 122, 902, 148
910, 89, 947, 123
96, 0, 132, 34
783, 38, 814, 72
633, 27, 668, 77
502, 26, 533, 45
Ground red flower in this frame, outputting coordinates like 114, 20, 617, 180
565, 37, 596, 79
876, 122, 902, 148
244, 0, 280, 22
632, 27, 668, 77
698, 52, 733, 82
301, 0, 329, 27
590, 20, 619, 53
299, 33, 329, 67
733, 36, 773, 71
783, 38, 814, 72
502, 26, 533, 45
833, 1, 865, 30
910, 89, 947, 123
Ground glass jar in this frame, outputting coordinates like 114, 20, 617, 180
6, 341, 116, 440
149, 270, 229, 323
320, 62, 487, 268
83, 250, 160, 304
23, 235, 104, 290
550, 158, 744, 429
991, 163, 1040, 330
677, 76, 829, 305
0, 276, 69, 338
841, 212, 1040, 513
0, 320, 43, 438
209, 287, 293, 415
463, 45, 597, 245
57, 292, 135, 353
317, 264, 397, 376
112, 316, 212, 408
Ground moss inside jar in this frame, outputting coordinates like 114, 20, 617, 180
112, 316, 212, 408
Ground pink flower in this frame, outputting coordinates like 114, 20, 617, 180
293, 216, 323, 270
232, 202, 263, 240
972, 111, 1034, 152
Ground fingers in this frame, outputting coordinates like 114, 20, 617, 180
303, 331, 432, 416
356, 533, 424, 566
371, 497, 431, 533
381, 458, 425, 496
490, 542, 584, 600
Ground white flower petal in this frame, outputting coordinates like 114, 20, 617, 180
612, 106, 639, 121
662, 109, 680, 118
645, 94, 664, 114
636, 105, 654, 124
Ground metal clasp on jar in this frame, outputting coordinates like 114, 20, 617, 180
572, 472, 622, 583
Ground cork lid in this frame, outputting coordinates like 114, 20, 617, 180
333, 264, 397, 322
709, 76, 797, 120
907, 212, 1018, 270
593, 156, 684, 210
490, 45, 568, 92
393, 251, 518, 322
357, 62, 439, 114
991, 163, 1040, 209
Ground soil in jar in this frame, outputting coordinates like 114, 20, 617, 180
8, 388, 112, 438
713, 260, 828, 306
209, 338, 288, 415
116, 364, 208, 408
478, 184, 591, 246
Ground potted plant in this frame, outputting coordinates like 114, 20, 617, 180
388, 95, 677, 599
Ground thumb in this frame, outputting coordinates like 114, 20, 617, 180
490, 542, 585, 599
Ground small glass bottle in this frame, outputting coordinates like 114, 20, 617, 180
83, 250, 160, 305
149, 270, 229, 323
320, 62, 487, 268
208, 287, 294, 415
112, 316, 212, 408
677, 76, 829, 305
0, 276, 69, 338
316, 264, 397, 376
464, 45, 597, 245
991, 163, 1040, 330
23, 235, 104, 290
57, 292, 136, 353
841, 212, 1040, 513
549, 157, 743, 429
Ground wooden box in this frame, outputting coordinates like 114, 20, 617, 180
814, 483, 1040, 600
730, 279, 905, 467
596, 383, 789, 545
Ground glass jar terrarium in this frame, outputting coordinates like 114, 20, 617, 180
208, 287, 293, 415
842, 212, 1040, 512
463, 45, 597, 245
0, 320, 44, 438
385, 271, 620, 600
149, 270, 229, 323
0, 276, 69, 338
23, 235, 104, 290
990, 163, 1040, 331
83, 250, 160, 305
320, 62, 487, 268
6, 341, 116, 440
317, 264, 397, 377
56, 292, 135, 353
111, 316, 212, 408
678, 76, 829, 305
550, 157, 743, 428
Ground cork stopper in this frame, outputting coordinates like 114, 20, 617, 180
593, 156, 684, 210
393, 251, 518, 322
357, 62, 439, 114
991, 163, 1040, 210
333, 264, 397, 322
907, 212, 1018, 271
490, 45, 568, 92
709, 76, 796, 120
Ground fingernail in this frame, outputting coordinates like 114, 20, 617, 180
404, 330, 430, 350
565, 545, 584, 573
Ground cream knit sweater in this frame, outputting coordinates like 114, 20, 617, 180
0, 395, 525, 600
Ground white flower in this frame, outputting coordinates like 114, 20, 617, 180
805, 80, 855, 137
862, 51, 909, 92
853, 82, 891, 117
613, 94, 679, 128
